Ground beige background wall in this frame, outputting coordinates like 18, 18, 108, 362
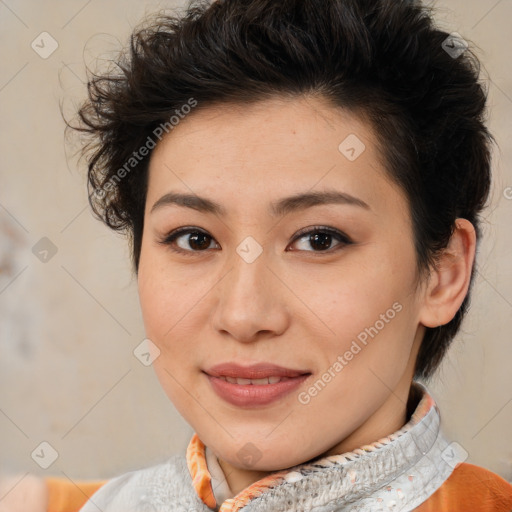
0, 0, 511, 484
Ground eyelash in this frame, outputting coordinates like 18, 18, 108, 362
158, 225, 353, 256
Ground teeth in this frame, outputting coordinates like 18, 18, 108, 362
218, 376, 287, 385
252, 378, 270, 385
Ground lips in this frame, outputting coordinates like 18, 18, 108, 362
216, 375, 292, 385
204, 362, 311, 407
205, 362, 310, 380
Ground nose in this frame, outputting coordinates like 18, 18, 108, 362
210, 244, 290, 344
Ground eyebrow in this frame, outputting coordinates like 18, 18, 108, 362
150, 189, 370, 217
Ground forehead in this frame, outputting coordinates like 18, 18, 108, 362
146, 95, 408, 221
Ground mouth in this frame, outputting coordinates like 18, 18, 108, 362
203, 362, 311, 407
213, 375, 299, 385
204, 362, 310, 379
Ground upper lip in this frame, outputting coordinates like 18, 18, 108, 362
204, 362, 311, 379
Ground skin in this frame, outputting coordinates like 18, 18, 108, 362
137, 95, 476, 496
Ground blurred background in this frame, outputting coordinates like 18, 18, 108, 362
0, 0, 511, 484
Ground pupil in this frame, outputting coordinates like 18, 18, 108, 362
310, 233, 331, 251
189, 233, 210, 250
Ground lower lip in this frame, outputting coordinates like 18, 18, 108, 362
205, 373, 310, 407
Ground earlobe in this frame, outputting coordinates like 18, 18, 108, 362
419, 219, 477, 328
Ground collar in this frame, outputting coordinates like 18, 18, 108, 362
186, 381, 456, 512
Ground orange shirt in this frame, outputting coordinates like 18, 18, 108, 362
415, 462, 512, 512
46, 477, 107, 512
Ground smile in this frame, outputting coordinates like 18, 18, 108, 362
215, 375, 295, 385
203, 362, 311, 407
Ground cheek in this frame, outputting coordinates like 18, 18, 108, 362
138, 278, 190, 359
138, 259, 199, 409
138, 265, 167, 340
137, 247, 208, 371
137, 244, 182, 351
299, 262, 412, 336
138, 238, 177, 325
296, 250, 419, 374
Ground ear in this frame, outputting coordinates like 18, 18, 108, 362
419, 218, 477, 328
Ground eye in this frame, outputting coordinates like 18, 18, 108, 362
288, 226, 352, 253
158, 227, 219, 255
158, 225, 352, 256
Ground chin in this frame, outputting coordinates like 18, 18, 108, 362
218, 441, 312, 473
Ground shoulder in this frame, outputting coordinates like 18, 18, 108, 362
46, 476, 107, 512
78, 454, 204, 512
414, 462, 512, 512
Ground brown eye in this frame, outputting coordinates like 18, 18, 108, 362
159, 227, 219, 254
289, 227, 352, 253
185, 232, 213, 251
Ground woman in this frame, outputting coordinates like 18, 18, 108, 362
30, 0, 512, 510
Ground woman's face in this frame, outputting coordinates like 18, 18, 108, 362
138, 95, 427, 472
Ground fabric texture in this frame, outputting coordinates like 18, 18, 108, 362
413, 462, 512, 512
44, 381, 512, 512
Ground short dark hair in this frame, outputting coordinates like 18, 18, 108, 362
70, 0, 493, 380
